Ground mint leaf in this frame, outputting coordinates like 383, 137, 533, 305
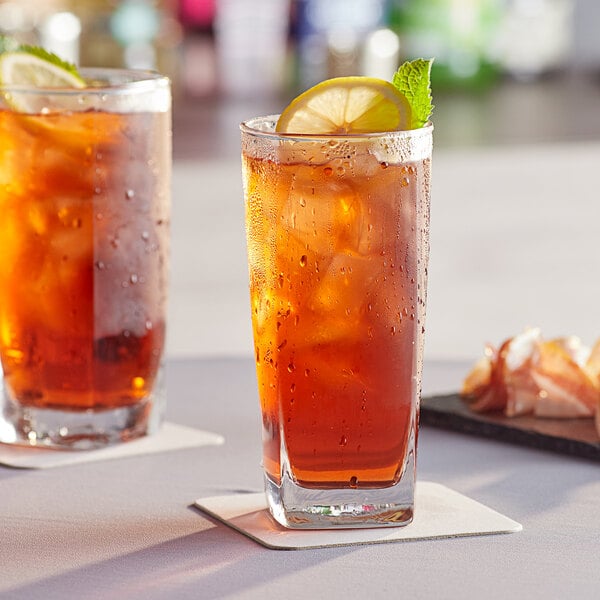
392, 58, 434, 129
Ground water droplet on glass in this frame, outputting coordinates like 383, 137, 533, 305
349, 476, 358, 488
339, 435, 347, 447
287, 362, 295, 373
299, 255, 307, 267
323, 166, 333, 176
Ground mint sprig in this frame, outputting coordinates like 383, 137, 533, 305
392, 58, 434, 129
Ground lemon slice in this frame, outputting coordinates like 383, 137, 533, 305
0, 50, 85, 113
276, 77, 412, 135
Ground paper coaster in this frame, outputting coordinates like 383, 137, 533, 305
195, 481, 522, 550
0, 423, 224, 469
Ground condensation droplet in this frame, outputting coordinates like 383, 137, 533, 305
339, 435, 347, 447
349, 476, 358, 488
287, 362, 295, 373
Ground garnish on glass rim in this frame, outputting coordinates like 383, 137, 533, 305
276, 58, 433, 135
0, 38, 85, 113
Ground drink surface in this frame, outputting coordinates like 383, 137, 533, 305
0, 107, 170, 410
243, 138, 430, 489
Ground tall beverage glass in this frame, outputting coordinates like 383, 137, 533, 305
0, 69, 171, 449
241, 116, 432, 528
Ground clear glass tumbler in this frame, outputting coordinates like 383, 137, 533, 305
241, 116, 432, 528
0, 69, 171, 449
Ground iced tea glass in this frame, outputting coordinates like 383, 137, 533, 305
0, 69, 171, 449
241, 116, 432, 528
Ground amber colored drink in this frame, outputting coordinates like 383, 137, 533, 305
0, 69, 171, 448
241, 116, 432, 527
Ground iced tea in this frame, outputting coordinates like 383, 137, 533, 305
0, 70, 171, 447
242, 116, 432, 525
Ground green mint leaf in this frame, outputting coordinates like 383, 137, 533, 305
392, 58, 434, 128
18, 44, 81, 78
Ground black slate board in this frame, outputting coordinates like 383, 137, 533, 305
420, 393, 600, 462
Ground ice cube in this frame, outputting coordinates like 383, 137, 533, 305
284, 167, 367, 257
309, 253, 376, 317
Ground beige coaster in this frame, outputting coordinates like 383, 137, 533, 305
195, 481, 522, 550
0, 423, 224, 469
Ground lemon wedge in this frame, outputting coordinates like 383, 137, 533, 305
276, 76, 412, 135
0, 50, 85, 113
0, 51, 84, 89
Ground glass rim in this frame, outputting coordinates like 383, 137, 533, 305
0, 67, 170, 96
240, 114, 433, 141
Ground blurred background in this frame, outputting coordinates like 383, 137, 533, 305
2, 0, 599, 156
2, 0, 600, 362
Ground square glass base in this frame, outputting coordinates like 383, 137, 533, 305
265, 453, 416, 530
0, 369, 165, 450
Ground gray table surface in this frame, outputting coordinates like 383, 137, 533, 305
1, 357, 599, 600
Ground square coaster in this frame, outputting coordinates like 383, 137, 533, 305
0, 423, 224, 469
195, 481, 522, 550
